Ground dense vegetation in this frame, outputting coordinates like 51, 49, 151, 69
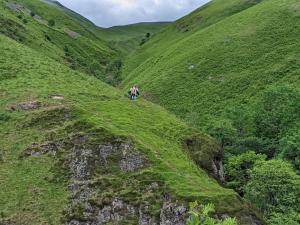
122, 0, 300, 223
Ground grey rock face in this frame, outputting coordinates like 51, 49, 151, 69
212, 157, 225, 183
119, 146, 146, 172
160, 202, 188, 225
21, 142, 60, 158
10, 101, 41, 111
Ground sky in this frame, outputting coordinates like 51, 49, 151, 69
57, 0, 210, 28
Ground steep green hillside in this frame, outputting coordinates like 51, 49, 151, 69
122, 0, 264, 77
99, 22, 170, 55
0, 35, 261, 224
122, 1, 300, 221
0, 0, 116, 82
122, 0, 300, 130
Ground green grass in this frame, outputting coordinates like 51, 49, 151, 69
122, 0, 300, 130
0, 0, 116, 80
0, 34, 250, 224
97, 22, 170, 56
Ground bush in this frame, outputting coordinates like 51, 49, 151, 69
187, 202, 237, 225
279, 127, 300, 172
254, 86, 300, 157
0, 112, 11, 122
225, 151, 266, 195
207, 119, 237, 149
245, 160, 300, 217
105, 59, 123, 86
48, 19, 55, 27
268, 211, 300, 225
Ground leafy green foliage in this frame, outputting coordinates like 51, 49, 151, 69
255, 86, 300, 157
279, 127, 300, 172
187, 202, 237, 225
105, 59, 123, 86
207, 119, 237, 149
225, 151, 266, 195
245, 160, 300, 217
48, 19, 55, 27
268, 211, 300, 225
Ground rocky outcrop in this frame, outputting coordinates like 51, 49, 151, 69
10, 101, 41, 111
160, 202, 188, 225
184, 135, 225, 182
21, 142, 60, 158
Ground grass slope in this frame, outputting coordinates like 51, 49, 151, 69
122, 0, 264, 78
0, 35, 254, 224
0, 0, 116, 80
98, 22, 170, 56
122, 0, 300, 129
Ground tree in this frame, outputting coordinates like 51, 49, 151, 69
254, 86, 300, 157
187, 202, 237, 225
207, 119, 237, 150
48, 19, 55, 27
279, 126, 300, 172
245, 160, 300, 217
268, 211, 300, 225
225, 151, 266, 195
105, 59, 123, 86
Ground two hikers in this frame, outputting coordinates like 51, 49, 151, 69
128, 85, 140, 100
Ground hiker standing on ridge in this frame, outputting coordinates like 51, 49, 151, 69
129, 85, 140, 100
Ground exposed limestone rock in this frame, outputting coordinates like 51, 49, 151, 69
184, 135, 225, 182
10, 101, 41, 111
160, 201, 188, 225
21, 142, 60, 158
119, 144, 146, 172
64, 29, 81, 39
97, 142, 147, 172
5, 2, 31, 14
212, 157, 225, 183
50, 95, 64, 100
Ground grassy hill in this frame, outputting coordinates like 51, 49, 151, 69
0, 0, 117, 82
98, 22, 170, 56
0, 32, 261, 224
122, 0, 300, 131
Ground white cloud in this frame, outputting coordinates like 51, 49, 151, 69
57, 0, 210, 27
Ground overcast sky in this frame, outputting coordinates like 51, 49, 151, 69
57, 0, 210, 28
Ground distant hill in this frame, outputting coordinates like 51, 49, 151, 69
99, 22, 170, 56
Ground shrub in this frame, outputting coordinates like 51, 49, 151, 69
225, 151, 266, 195
105, 59, 123, 86
207, 119, 237, 149
254, 86, 300, 157
245, 160, 300, 216
48, 19, 55, 27
187, 202, 237, 225
268, 211, 300, 225
279, 127, 300, 172
0, 112, 11, 122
